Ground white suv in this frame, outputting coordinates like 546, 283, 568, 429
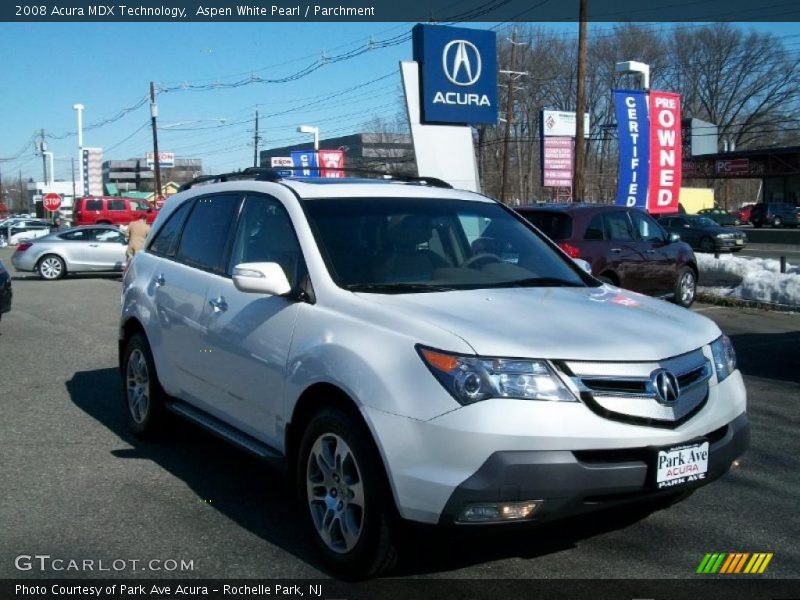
119, 169, 748, 576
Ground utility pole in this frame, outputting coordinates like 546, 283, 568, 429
253, 109, 260, 167
38, 129, 49, 219
499, 32, 527, 204
573, 0, 588, 201
149, 82, 163, 201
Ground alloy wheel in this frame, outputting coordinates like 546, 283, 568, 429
126, 348, 150, 424
39, 257, 63, 279
306, 433, 365, 554
680, 271, 696, 305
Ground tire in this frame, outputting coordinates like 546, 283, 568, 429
773, 217, 782, 228
37, 254, 66, 280
699, 236, 715, 254
121, 333, 170, 438
673, 266, 697, 308
297, 408, 397, 577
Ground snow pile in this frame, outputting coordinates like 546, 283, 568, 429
696, 253, 800, 307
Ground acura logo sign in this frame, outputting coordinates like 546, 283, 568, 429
650, 369, 680, 405
442, 40, 482, 86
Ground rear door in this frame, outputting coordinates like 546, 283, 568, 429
601, 211, 646, 291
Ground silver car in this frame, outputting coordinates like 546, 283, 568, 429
11, 225, 127, 280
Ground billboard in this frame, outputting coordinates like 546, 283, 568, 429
318, 150, 345, 178
541, 110, 590, 138
647, 91, 682, 214
541, 137, 574, 187
290, 150, 318, 177
613, 90, 650, 209
82, 147, 103, 197
146, 152, 175, 169
270, 156, 294, 177
412, 24, 497, 125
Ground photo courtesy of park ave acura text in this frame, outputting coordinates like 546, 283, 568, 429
0, 0, 798, 596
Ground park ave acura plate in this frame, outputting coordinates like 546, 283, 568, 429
655, 441, 709, 489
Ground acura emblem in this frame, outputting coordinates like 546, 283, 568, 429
650, 369, 680, 405
442, 40, 482, 86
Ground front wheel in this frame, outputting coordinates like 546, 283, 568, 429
773, 217, 782, 228
298, 408, 397, 577
673, 267, 697, 308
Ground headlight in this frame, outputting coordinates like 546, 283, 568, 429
417, 346, 577, 405
716, 233, 733, 239
710, 335, 737, 382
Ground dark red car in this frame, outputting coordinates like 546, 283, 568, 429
73, 196, 157, 227
517, 204, 699, 307
736, 204, 754, 224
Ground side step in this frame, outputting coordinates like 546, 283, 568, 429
168, 400, 284, 461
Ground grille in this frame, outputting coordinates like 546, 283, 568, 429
563, 349, 712, 427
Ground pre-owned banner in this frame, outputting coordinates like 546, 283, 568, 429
613, 90, 649, 209
318, 149, 345, 178
647, 91, 682, 214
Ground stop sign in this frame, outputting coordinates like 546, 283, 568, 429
43, 193, 62, 212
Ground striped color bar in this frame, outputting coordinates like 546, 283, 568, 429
697, 553, 773, 574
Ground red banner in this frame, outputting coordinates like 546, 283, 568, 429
318, 150, 345, 178
647, 91, 682, 214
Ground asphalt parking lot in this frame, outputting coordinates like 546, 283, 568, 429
1, 246, 798, 580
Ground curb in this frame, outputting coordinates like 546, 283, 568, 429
696, 292, 799, 313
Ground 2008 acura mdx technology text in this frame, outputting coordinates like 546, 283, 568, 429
119, 169, 748, 576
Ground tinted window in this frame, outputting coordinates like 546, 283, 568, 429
630, 211, 667, 242
85, 199, 102, 211
149, 202, 193, 257
176, 195, 240, 272
584, 214, 605, 240
228, 196, 302, 286
521, 211, 572, 240
59, 229, 91, 241
604, 212, 634, 241
109, 199, 126, 211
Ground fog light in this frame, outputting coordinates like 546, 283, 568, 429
458, 500, 541, 523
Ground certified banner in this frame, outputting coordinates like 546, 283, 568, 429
613, 90, 649, 209
290, 150, 319, 177
647, 91, 682, 214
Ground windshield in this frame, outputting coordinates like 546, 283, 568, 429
302, 197, 589, 293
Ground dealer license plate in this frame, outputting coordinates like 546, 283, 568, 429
655, 441, 709, 489
736, 239, 744, 245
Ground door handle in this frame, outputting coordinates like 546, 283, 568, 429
89, 243, 99, 247
209, 296, 228, 312
645, 249, 656, 254
153, 274, 166, 287
610, 248, 622, 253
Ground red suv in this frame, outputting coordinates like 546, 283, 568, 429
73, 196, 157, 227
517, 204, 699, 307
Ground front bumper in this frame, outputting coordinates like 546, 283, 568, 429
439, 412, 748, 525
716, 238, 747, 250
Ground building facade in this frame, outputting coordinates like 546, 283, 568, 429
103, 158, 203, 193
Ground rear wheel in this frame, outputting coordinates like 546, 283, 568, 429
673, 267, 696, 308
122, 333, 169, 437
773, 216, 782, 228
297, 408, 397, 577
37, 255, 65, 280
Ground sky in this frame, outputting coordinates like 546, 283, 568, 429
0, 21, 797, 183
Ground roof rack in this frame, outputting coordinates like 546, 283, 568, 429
179, 167, 453, 191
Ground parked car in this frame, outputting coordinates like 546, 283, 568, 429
517, 204, 698, 307
120, 170, 747, 575
749, 202, 799, 228
659, 215, 747, 253
697, 207, 740, 227
2, 219, 51, 245
0, 259, 11, 321
11, 225, 127, 280
73, 196, 157, 227
735, 204, 754, 224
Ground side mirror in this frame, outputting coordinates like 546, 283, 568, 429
232, 262, 292, 296
572, 258, 592, 273
669, 233, 681, 242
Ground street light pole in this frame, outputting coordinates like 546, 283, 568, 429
297, 125, 320, 150
150, 82, 163, 201
72, 103, 84, 196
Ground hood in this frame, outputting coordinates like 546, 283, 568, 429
359, 286, 720, 361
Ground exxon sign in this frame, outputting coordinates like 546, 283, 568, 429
412, 24, 497, 125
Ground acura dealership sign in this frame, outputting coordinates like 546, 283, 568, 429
412, 24, 497, 124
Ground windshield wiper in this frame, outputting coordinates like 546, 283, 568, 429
487, 277, 585, 289
344, 282, 458, 294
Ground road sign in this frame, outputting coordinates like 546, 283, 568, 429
43, 193, 62, 212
